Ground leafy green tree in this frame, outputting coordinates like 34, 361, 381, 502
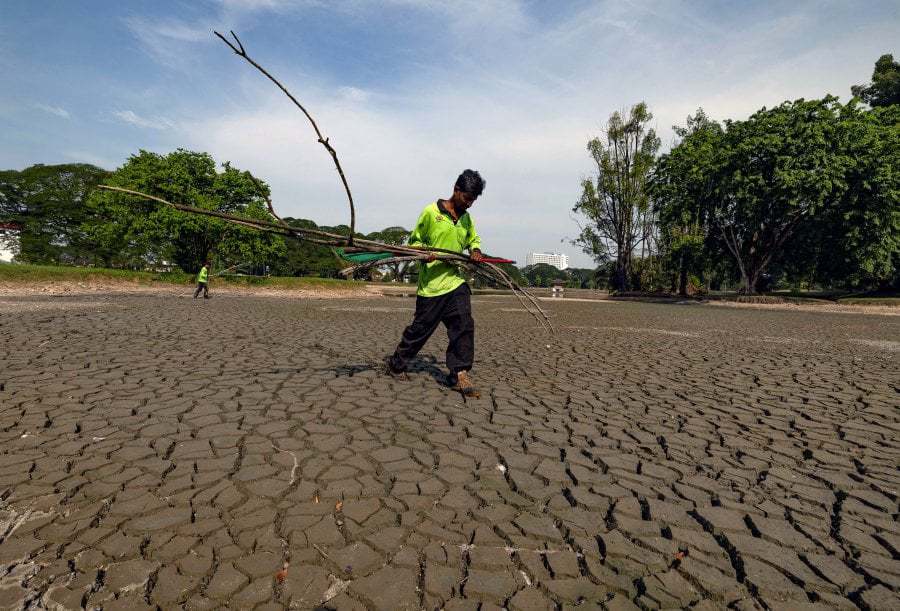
806, 102, 900, 288
0, 163, 109, 264
268, 217, 344, 277
86, 149, 284, 271
651, 109, 724, 295
629, 255, 667, 292
593, 261, 616, 290
653, 98, 898, 293
468, 262, 523, 289
573, 102, 660, 291
523, 263, 567, 287
566, 267, 598, 289
852, 54, 900, 108
709, 97, 851, 293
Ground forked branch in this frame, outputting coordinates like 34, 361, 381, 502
98, 30, 554, 333
214, 29, 357, 244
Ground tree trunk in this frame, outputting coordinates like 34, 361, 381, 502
614, 252, 628, 292
678, 253, 688, 296
741, 270, 752, 294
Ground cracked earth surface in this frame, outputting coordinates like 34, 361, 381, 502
0, 293, 898, 610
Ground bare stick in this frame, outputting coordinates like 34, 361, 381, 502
474, 263, 553, 331
213, 262, 245, 277
214, 30, 357, 244
98, 184, 555, 332
99, 185, 449, 256
312, 544, 333, 562
248, 174, 291, 229
99, 185, 288, 230
486, 261, 553, 330
467, 265, 544, 330
98, 186, 490, 266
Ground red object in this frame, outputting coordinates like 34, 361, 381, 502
479, 256, 515, 264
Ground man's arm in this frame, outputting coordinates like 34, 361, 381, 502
466, 218, 483, 261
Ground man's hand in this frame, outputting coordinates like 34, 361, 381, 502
470, 249, 484, 262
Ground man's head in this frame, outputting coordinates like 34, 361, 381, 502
452, 169, 485, 212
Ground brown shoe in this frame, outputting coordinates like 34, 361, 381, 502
452, 371, 480, 398
384, 357, 408, 380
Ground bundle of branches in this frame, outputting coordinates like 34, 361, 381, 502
98, 30, 552, 332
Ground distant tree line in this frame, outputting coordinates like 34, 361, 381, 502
574, 54, 900, 294
3, 55, 895, 292
0, 150, 590, 287
0, 150, 417, 278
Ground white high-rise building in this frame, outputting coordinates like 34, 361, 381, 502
526, 252, 569, 270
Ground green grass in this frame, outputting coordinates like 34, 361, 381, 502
837, 297, 900, 306
710, 288, 899, 307
769, 289, 848, 300
0, 262, 365, 290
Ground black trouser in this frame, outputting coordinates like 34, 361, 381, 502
193, 282, 209, 298
390, 283, 474, 373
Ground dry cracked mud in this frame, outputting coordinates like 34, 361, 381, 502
0, 292, 898, 610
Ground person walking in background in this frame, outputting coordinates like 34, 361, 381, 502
194, 260, 211, 299
386, 169, 486, 396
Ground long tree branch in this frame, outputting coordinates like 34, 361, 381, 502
98, 184, 555, 330
214, 30, 357, 244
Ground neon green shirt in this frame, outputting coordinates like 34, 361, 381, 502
408, 201, 481, 297
197, 266, 209, 283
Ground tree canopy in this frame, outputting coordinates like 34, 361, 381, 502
86, 149, 285, 271
0, 163, 110, 264
652, 97, 899, 293
852, 53, 900, 108
522, 262, 568, 287
651, 109, 722, 295
573, 102, 660, 291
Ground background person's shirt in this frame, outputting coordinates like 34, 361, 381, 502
197, 266, 209, 283
408, 201, 481, 297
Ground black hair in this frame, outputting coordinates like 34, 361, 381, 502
454, 169, 486, 197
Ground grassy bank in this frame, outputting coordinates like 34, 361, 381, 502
607, 289, 900, 308
836, 296, 900, 306
0, 262, 365, 290
769, 289, 900, 306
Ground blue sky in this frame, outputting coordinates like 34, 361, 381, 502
3, 0, 897, 267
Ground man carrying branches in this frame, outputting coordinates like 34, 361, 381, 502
387, 170, 486, 396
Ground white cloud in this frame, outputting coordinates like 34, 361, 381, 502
35, 103, 70, 119
112, 110, 174, 130
123, 0, 318, 68
218, 0, 313, 10
337, 86, 371, 104
125, 16, 208, 43
123, 15, 213, 69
